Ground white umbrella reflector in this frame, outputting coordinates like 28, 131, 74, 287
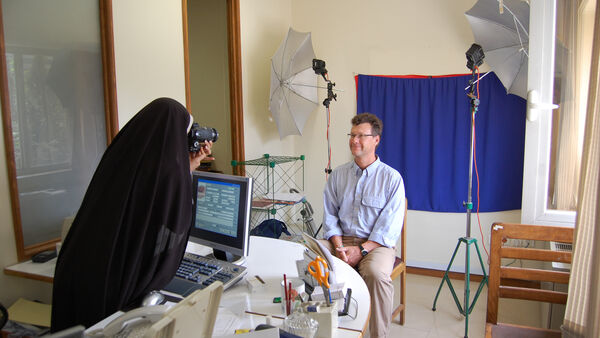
465, 0, 530, 98
270, 28, 319, 139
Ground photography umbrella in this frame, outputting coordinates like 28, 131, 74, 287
465, 0, 530, 98
270, 28, 319, 139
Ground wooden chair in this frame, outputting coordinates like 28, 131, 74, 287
391, 198, 408, 325
486, 222, 573, 338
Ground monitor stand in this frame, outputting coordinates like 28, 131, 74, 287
212, 249, 240, 263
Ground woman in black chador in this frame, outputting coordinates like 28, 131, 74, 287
51, 98, 211, 331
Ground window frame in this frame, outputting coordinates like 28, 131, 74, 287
0, 0, 118, 261
521, 0, 577, 227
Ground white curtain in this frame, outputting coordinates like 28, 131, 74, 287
562, 1, 600, 336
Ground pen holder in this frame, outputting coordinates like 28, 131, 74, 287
281, 278, 305, 312
302, 301, 338, 338
282, 311, 319, 338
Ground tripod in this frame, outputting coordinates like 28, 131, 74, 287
431, 62, 488, 338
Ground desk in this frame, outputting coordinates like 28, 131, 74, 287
4, 257, 56, 283
4, 236, 370, 336
211, 236, 370, 336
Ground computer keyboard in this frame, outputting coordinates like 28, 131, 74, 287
163, 252, 247, 297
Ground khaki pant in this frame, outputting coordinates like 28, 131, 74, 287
320, 236, 396, 338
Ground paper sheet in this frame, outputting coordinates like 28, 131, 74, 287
7, 298, 51, 327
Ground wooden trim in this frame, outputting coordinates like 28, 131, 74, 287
493, 222, 574, 242
99, 0, 118, 140
3, 268, 53, 284
501, 247, 571, 263
181, 0, 191, 111
501, 266, 570, 284
499, 285, 568, 304
0, 0, 27, 261
407, 266, 486, 282
23, 239, 59, 259
227, 0, 245, 176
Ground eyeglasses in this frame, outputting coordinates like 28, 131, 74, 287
347, 133, 375, 139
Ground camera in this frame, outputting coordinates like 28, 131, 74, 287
188, 123, 218, 152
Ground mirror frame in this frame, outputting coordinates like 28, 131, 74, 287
0, 0, 119, 261
181, 0, 245, 176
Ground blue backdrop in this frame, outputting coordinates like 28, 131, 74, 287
356, 73, 526, 212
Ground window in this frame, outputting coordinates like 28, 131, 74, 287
522, 0, 595, 226
0, 0, 118, 260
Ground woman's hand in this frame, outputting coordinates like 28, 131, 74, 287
189, 141, 214, 171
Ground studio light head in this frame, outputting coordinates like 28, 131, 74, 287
466, 43, 484, 71
312, 59, 328, 80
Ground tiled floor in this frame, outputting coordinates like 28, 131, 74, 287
380, 274, 544, 338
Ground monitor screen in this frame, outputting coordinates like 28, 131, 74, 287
188, 171, 252, 260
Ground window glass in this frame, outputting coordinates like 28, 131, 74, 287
3, 0, 107, 246
547, 0, 594, 211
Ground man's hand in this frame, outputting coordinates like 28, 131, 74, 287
336, 246, 363, 268
190, 141, 214, 171
329, 236, 348, 263
334, 246, 348, 263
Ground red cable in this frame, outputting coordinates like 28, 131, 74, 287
326, 106, 331, 180
325, 74, 332, 180
473, 67, 489, 259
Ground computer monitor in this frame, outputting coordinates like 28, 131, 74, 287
187, 171, 253, 262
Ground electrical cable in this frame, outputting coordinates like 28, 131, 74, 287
473, 66, 490, 260
325, 73, 332, 180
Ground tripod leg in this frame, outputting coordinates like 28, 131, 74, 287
464, 241, 471, 338
467, 240, 489, 314
432, 240, 462, 311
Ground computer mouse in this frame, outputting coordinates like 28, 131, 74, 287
141, 291, 165, 307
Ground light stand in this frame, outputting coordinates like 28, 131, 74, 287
431, 44, 489, 338
312, 58, 337, 175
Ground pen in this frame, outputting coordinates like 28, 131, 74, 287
283, 274, 289, 315
288, 281, 292, 315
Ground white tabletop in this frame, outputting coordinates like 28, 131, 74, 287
207, 236, 370, 336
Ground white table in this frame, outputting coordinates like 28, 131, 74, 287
206, 236, 370, 336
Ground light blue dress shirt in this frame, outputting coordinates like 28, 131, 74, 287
322, 157, 405, 248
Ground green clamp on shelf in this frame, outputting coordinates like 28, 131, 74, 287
466, 202, 473, 210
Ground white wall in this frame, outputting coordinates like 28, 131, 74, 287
112, 0, 187, 125
239, 0, 296, 160
0, 0, 187, 307
241, 0, 521, 274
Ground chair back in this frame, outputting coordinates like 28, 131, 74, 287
400, 198, 407, 262
486, 222, 573, 327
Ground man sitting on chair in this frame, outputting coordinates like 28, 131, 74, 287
321, 113, 405, 338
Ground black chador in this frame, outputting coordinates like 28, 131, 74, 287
51, 98, 193, 332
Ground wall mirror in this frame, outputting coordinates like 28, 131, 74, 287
182, 0, 245, 175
